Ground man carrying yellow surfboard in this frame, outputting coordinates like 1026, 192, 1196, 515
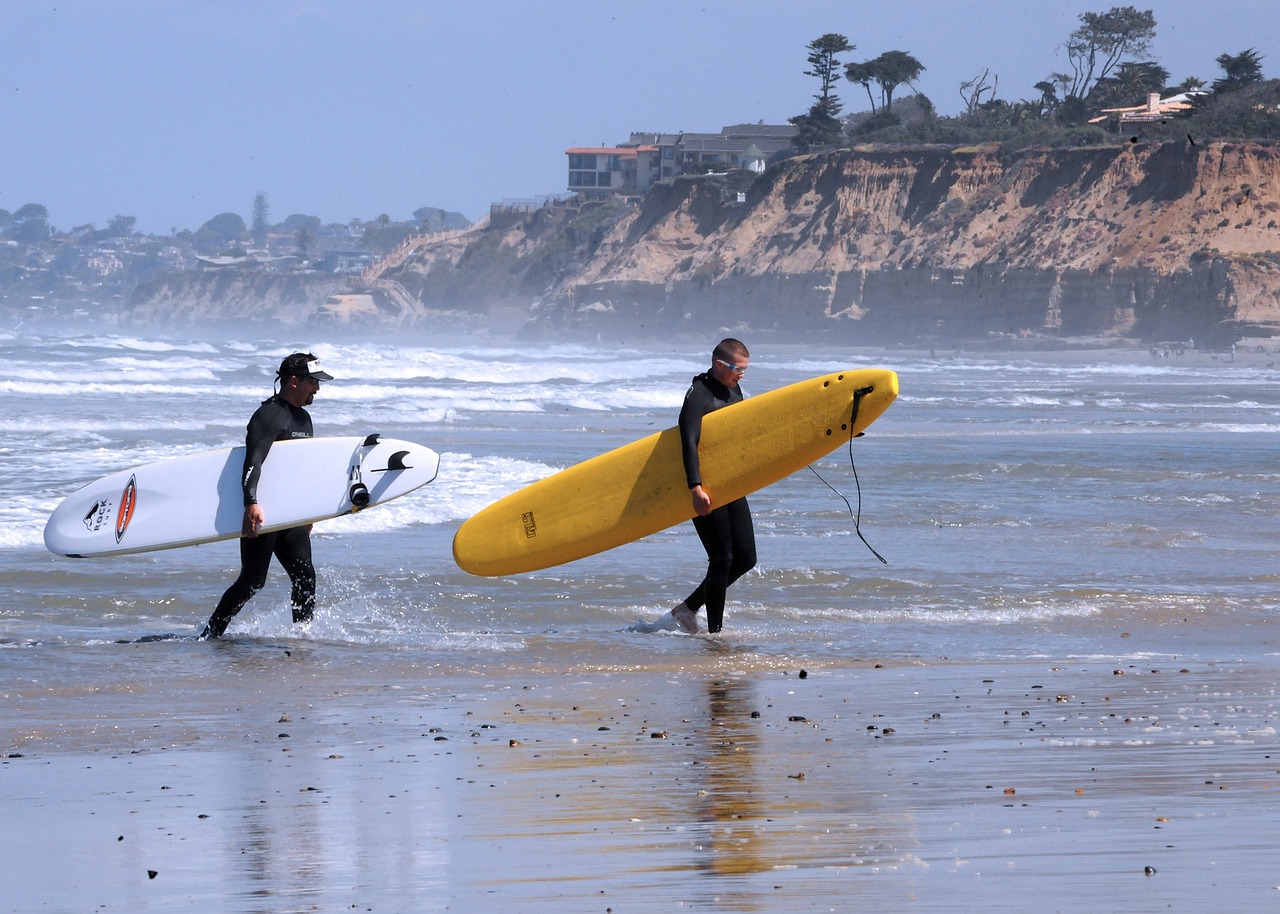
670, 338, 757, 635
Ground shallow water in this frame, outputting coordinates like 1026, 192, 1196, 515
5, 328, 1278, 665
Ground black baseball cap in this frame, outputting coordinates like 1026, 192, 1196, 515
277, 352, 334, 381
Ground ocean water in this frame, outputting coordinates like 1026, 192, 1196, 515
3, 327, 1279, 704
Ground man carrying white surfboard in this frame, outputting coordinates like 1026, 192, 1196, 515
199, 352, 334, 640
670, 338, 757, 635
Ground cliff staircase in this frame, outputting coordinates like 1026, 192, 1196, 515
360, 229, 464, 284
352, 229, 464, 328
371, 277, 424, 329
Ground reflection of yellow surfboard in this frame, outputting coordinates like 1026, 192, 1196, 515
452, 368, 898, 576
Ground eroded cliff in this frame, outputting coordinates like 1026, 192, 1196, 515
525, 142, 1280, 347
126, 142, 1280, 347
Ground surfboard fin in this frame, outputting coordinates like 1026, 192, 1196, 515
369, 450, 413, 473
362, 434, 381, 447
387, 450, 411, 471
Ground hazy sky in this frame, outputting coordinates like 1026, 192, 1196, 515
2, 0, 1275, 234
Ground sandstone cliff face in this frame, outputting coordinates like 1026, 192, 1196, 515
125, 143, 1280, 347
532, 142, 1280, 346
125, 271, 347, 328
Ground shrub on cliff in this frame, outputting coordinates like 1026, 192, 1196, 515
843, 80, 1280, 150
852, 112, 1110, 151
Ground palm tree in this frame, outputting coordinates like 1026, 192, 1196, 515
1168, 75, 1206, 95
1031, 80, 1060, 118
1090, 60, 1169, 110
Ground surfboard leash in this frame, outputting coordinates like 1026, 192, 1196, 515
806, 385, 888, 564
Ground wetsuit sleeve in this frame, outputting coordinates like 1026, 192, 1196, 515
679, 381, 715, 489
240, 403, 288, 506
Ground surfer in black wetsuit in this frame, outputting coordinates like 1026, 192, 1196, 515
670, 338, 757, 634
199, 352, 334, 640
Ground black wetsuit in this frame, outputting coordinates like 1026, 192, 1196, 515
202, 395, 316, 638
678, 371, 757, 633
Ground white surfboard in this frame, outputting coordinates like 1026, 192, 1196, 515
44, 435, 440, 558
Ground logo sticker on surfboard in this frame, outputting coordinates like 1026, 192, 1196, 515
81, 498, 112, 534
115, 475, 138, 543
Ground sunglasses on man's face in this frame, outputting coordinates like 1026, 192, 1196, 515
715, 358, 747, 375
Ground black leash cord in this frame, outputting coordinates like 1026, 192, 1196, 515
807, 385, 887, 564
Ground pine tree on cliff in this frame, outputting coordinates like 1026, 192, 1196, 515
1212, 49, 1265, 94
252, 192, 270, 247
791, 33, 850, 149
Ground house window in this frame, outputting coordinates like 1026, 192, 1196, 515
568, 153, 598, 170
570, 171, 598, 187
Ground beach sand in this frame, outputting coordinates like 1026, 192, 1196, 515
6, 642, 1279, 912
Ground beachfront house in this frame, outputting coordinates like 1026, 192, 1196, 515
566, 124, 796, 200
1089, 90, 1206, 128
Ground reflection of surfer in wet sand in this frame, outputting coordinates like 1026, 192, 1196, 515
694, 676, 771, 874
669, 338, 758, 635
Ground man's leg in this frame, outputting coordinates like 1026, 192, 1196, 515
201, 533, 276, 639
691, 505, 735, 633
688, 498, 756, 634
274, 526, 316, 624
724, 497, 757, 590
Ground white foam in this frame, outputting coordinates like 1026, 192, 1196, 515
65, 336, 221, 353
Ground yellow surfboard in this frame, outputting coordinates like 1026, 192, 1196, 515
452, 367, 898, 576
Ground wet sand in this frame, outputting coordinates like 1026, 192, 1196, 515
6, 650, 1279, 912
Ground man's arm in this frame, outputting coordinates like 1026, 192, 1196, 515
239, 403, 287, 535
241, 428, 276, 507
679, 382, 715, 516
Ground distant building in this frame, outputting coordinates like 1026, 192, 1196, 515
566, 145, 660, 197
193, 252, 298, 271
566, 123, 796, 199
1090, 90, 1205, 127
